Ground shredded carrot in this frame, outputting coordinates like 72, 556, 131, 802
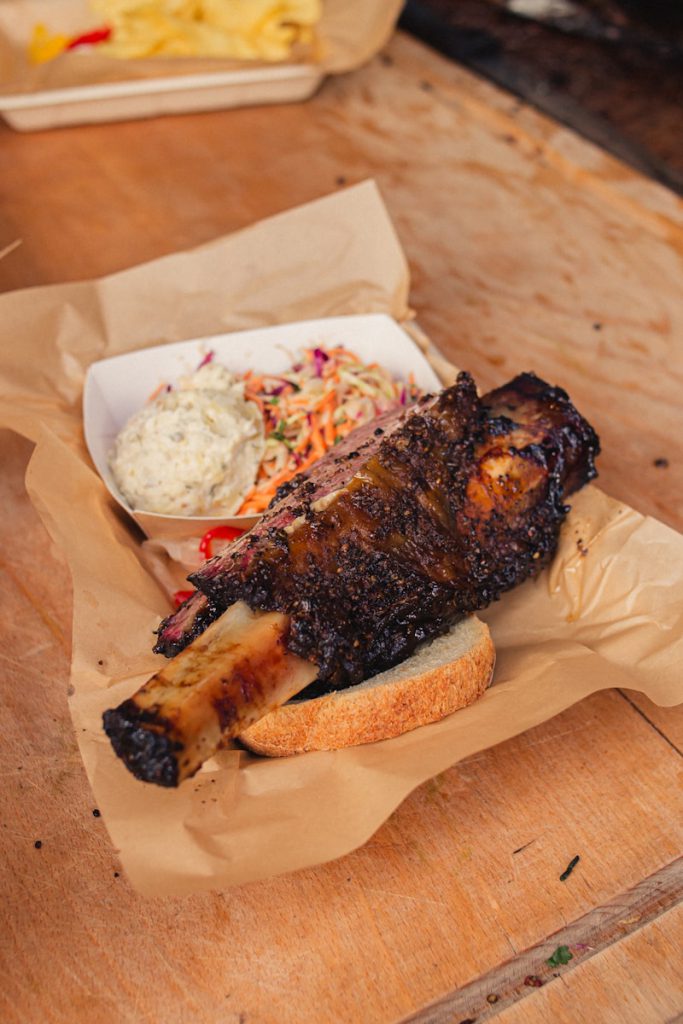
147, 381, 169, 403
323, 414, 336, 447
235, 344, 420, 516
296, 451, 320, 474
310, 425, 325, 459
292, 434, 310, 454
336, 419, 356, 437
327, 347, 362, 361
316, 390, 336, 412
246, 393, 266, 414
268, 466, 299, 491
240, 492, 273, 514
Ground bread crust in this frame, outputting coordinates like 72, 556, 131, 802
239, 616, 495, 757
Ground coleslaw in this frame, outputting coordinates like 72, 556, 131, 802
238, 345, 420, 514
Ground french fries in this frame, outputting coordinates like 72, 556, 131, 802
92, 0, 322, 60
29, 0, 322, 64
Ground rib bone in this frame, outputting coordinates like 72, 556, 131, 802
103, 601, 317, 786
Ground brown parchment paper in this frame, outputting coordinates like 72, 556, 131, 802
1, 182, 682, 896
0, 0, 404, 95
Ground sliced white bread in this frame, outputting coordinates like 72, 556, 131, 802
239, 615, 495, 757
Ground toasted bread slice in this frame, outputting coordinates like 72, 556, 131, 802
239, 615, 494, 757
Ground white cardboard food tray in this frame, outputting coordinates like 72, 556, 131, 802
83, 314, 442, 542
0, 0, 323, 130
0, 63, 323, 131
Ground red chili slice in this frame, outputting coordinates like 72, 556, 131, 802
198, 525, 245, 560
66, 26, 112, 50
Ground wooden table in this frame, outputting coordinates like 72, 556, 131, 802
2, 31, 682, 1024
402, 0, 683, 196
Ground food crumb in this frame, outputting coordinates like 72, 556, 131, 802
547, 945, 574, 967
114, 871, 120, 878
487, 993, 499, 1003
592, 322, 602, 331
653, 457, 669, 468
34, 840, 42, 849
97, 659, 104, 666
335, 175, 347, 186
524, 975, 544, 988
560, 854, 580, 881
92, 809, 101, 818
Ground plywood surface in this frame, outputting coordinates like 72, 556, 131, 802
1, 30, 682, 1024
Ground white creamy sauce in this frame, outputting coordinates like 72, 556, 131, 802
109, 363, 265, 516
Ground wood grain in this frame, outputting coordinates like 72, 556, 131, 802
621, 691, 683, 754
401, 857, 683, 1023
494, 904, 683, 1024
1, 29, 683, 1024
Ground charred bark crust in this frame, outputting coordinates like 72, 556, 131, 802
103, 702, 182, 787
157, 372, 599, 694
